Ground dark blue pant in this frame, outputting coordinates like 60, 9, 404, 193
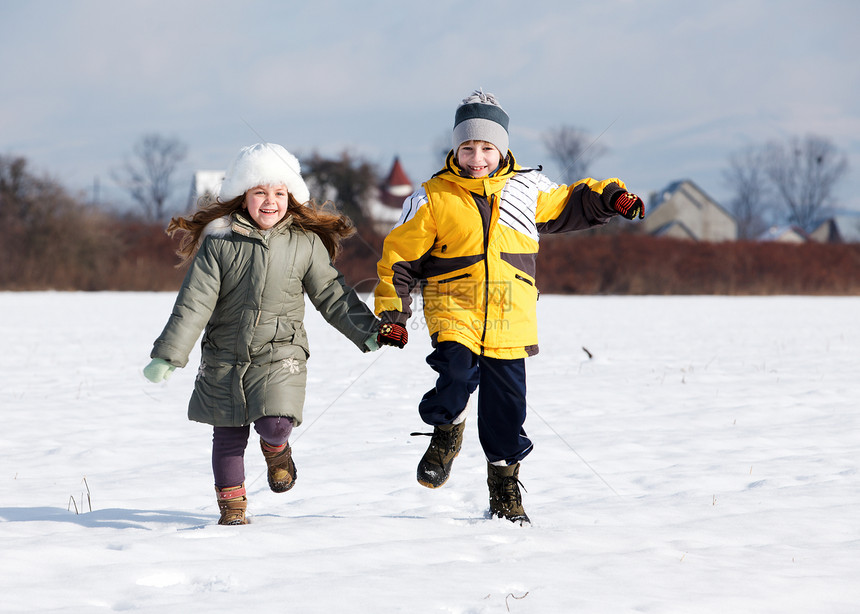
212, 416, 293, 488
418, 342, 532, 465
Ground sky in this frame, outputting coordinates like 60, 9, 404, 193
2, 0, 859, 217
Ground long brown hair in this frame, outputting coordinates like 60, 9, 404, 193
167, 192, 355, 266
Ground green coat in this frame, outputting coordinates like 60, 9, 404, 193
150, 213, 378, 427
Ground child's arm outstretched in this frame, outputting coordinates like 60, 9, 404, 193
535, 176, 644, 233
302, 232, 379, 352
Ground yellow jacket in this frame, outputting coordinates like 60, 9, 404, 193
375, 152, 627, 359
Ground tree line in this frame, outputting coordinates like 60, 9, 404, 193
71, 129, 857, 238
1, 131, 857, 293
723, 135, 848, 238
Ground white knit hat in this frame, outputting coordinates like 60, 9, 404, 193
218, 143, 310, 204
452, 89, 510, 156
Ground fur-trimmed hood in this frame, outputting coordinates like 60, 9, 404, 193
200, 213, 294, 243
201, 215, 233, 240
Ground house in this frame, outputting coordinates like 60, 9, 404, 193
758, 225, 807, 243
187, 170, 224, 210
644, 180, 737, 241
809, 215, 860, 243
648, 219, 698, 241
364, 157, 413, 234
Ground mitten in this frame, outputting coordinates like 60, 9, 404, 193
612, 191, 645, 220
377, 322, 408, 348
364, 334, 381, 352
143, 358, 177, 383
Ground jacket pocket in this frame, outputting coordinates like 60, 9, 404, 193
274, 317, 296, 343
515, 274, 534, 286
515, 273, 539, 301
438, 273, 472, 284
272, 319, 309, 357
425, 273, 478, 311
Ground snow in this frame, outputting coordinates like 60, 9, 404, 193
2, 292, 858, 613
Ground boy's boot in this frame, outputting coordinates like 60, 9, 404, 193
415, 421, 466, 488
260, 439, 297, 493
487, 462, 530, 525
216, 484, 248, 525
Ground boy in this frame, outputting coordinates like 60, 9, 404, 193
374, 90, 643, 524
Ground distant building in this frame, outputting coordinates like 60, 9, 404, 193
644, 180, 737, 241
364, 157, 414, 234
647, 219, 698, 241
187, 170, 224, 211
809, 215, 860, 243
758, 225, 807, 243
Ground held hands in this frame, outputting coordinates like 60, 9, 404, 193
143, 358, 177, 383
377, 322, 408, 348
612, 192, 645, 220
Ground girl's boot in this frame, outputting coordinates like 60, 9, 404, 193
215, 484, 248, 525
260, 439, 297, 493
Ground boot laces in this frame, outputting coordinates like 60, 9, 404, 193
411, 428, 458, 458
490, 473, 527, 508
502, 476, 526, 504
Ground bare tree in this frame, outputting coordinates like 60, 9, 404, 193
722, 146, 772, 240
0, 155, 63, 231
764, 135, 848, 232
114, 133, 188, 221
1, 155, 119, 289
542, 125, 608, 185
302, 151, 379, 226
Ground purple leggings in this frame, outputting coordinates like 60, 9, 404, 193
212, 416, 294, 489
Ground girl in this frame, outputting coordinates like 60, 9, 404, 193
144, 142, 380, 525
374, 90, 643, 524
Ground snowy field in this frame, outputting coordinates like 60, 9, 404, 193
1, 292, 858, 613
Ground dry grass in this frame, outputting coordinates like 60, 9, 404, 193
4, 219, 859, 295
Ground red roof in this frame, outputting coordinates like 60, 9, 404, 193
379, 157, 414, 209
384, 157, 412, 189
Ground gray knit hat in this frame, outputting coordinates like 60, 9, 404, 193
452, 89, 510, 155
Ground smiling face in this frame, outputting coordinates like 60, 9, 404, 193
243, 184, 289, 229
455, 140, 502, 178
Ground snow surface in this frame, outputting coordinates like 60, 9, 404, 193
2, 292, 858, 613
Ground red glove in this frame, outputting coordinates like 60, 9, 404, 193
612, 192, 645, 220
378, 322, 408, 348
